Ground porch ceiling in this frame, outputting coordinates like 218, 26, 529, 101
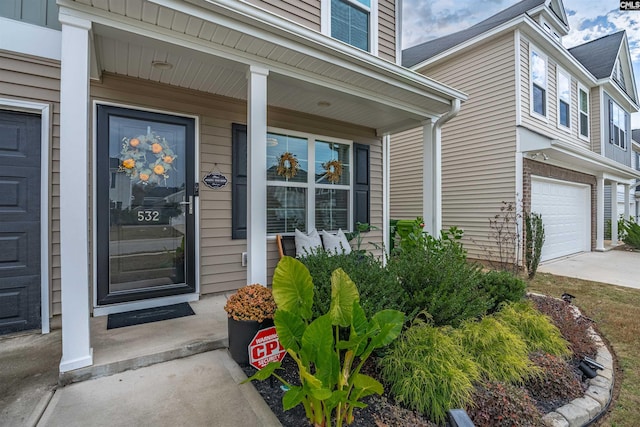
60, 0, 467, 134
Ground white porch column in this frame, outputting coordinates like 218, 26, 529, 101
624, 184, 631, 220
382, 134, 390, 262
596, 175, 605, 251
611, 181, 618, 245
247, 66, 269, 285
58, 15, 93, 372
422, 120, 440, 236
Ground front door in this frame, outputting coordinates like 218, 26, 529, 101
0, 110, 41, 334
96, 106, 196, 305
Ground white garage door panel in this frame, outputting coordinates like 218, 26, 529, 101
531, 177, 590, 261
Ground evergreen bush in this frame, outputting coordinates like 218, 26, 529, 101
479, 270, 526, 313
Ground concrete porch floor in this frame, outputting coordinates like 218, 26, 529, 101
1, 292, 234, 426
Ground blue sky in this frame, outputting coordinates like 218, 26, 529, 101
402, 0, 640, 126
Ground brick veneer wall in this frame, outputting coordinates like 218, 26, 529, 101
523, 158, 597, 250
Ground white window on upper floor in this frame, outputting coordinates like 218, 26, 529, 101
530, 47, 548, 118
609, 100, 627, 150
578, 84, 589, 140
322, 0, 378, 54
541, 18, 561, 42
557, 68, 571, 131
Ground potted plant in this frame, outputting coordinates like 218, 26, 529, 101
223, 284, 277, 365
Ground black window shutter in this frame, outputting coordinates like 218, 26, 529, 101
232, 123, 247, 239
353, 143, 370, 229
609, 100, 614, 144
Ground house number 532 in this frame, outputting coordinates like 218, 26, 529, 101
137, 210, 160, 222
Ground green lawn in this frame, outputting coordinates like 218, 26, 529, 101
528, 273, 640, 426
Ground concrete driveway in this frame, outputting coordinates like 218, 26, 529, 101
538, 250, 640, 289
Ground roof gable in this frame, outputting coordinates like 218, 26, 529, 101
568, 32, 624, 79
403, 0, 553, 68
548, 0, 568, 26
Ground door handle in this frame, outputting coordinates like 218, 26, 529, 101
179, 196, 193, 215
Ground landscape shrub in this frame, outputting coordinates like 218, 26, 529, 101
466, 381, 544, 427
619, 218, 640, 249
524, 212, 545, 279
300, 250, 406, 320
495, 301, 571, 357
389, 225, 490, 326
529, 295, 598, 359
525, 352, 584, 407
478, 270, 526, 313
451, 317, 539, 384
379, 319, 480, 424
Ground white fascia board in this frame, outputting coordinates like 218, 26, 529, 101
150, 0, 467, 103
412, 15, 596, 87
598, 80, 640, 112
57, 0, 466, 115
0, 17, 61, 61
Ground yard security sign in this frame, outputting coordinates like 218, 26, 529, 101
248, 326, 286, 370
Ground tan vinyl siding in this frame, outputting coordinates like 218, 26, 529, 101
389, 127, 423, 219
246, 0, 321, 31
92, 74, 383, 294
392, 33, 517, 260
378, 0, 396, 63
0, 52, 61, 315
520, 38, 591, 151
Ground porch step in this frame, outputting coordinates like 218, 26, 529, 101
59, 337, 227, 386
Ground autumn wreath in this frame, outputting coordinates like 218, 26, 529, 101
119, 131, 176, 185
276, 151, 299, 180
322, 159, 343, 183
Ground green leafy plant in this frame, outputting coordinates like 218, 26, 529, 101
466, 381, 544, 427
495, 301, 571, 358
244, 256, 404, 427
389, 226, 489, 326
300, 250, 406, 320
451, 317, 539, 384
620, 218, 640, 249
379, 318, 480, 424
524, 212, 545, 279
478, 270, 526, 313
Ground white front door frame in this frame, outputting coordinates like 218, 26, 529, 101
0, 98, 51, 335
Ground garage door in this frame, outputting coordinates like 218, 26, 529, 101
531, 177, 590, 262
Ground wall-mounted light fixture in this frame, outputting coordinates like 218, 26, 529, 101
530, 152, 549, 161
151, 60, 173, 70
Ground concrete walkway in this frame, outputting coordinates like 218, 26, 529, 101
538, 250, 640, 289
37, 350, 281, 427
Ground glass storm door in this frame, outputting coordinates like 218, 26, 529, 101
96, 106, 196, 305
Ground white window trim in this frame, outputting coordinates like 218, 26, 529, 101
321, 0, 379, 55
530, 45, 548, 122
267, 126, 354, 235
556, 67, 571, 133
578, 83, 590, 142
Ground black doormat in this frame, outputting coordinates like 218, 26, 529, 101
107, 303, 195, 330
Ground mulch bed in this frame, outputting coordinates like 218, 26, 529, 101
241, 295, 605, 426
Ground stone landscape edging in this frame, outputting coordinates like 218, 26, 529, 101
527, 293, 614, 427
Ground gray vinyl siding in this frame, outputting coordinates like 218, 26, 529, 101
0, 52, 61, 315
91, 73, 384, 294
247, 0, 321, 31
520, 38, 591, 152
591, 88, 601, 154
0, 0, 60, 30
602, 91, 632, 167
392, 33, 517, 260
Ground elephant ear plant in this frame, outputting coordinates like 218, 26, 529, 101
243, 256, 405, 427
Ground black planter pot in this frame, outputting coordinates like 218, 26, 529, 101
228, 318, 274, 366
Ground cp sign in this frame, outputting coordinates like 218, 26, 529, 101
248, 326, 286, 370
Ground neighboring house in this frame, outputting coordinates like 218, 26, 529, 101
391, 0, 640, 263
632, 129, 640, 222
0, 0, 466, 374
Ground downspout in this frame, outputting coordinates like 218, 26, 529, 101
426, 98, 461, 234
